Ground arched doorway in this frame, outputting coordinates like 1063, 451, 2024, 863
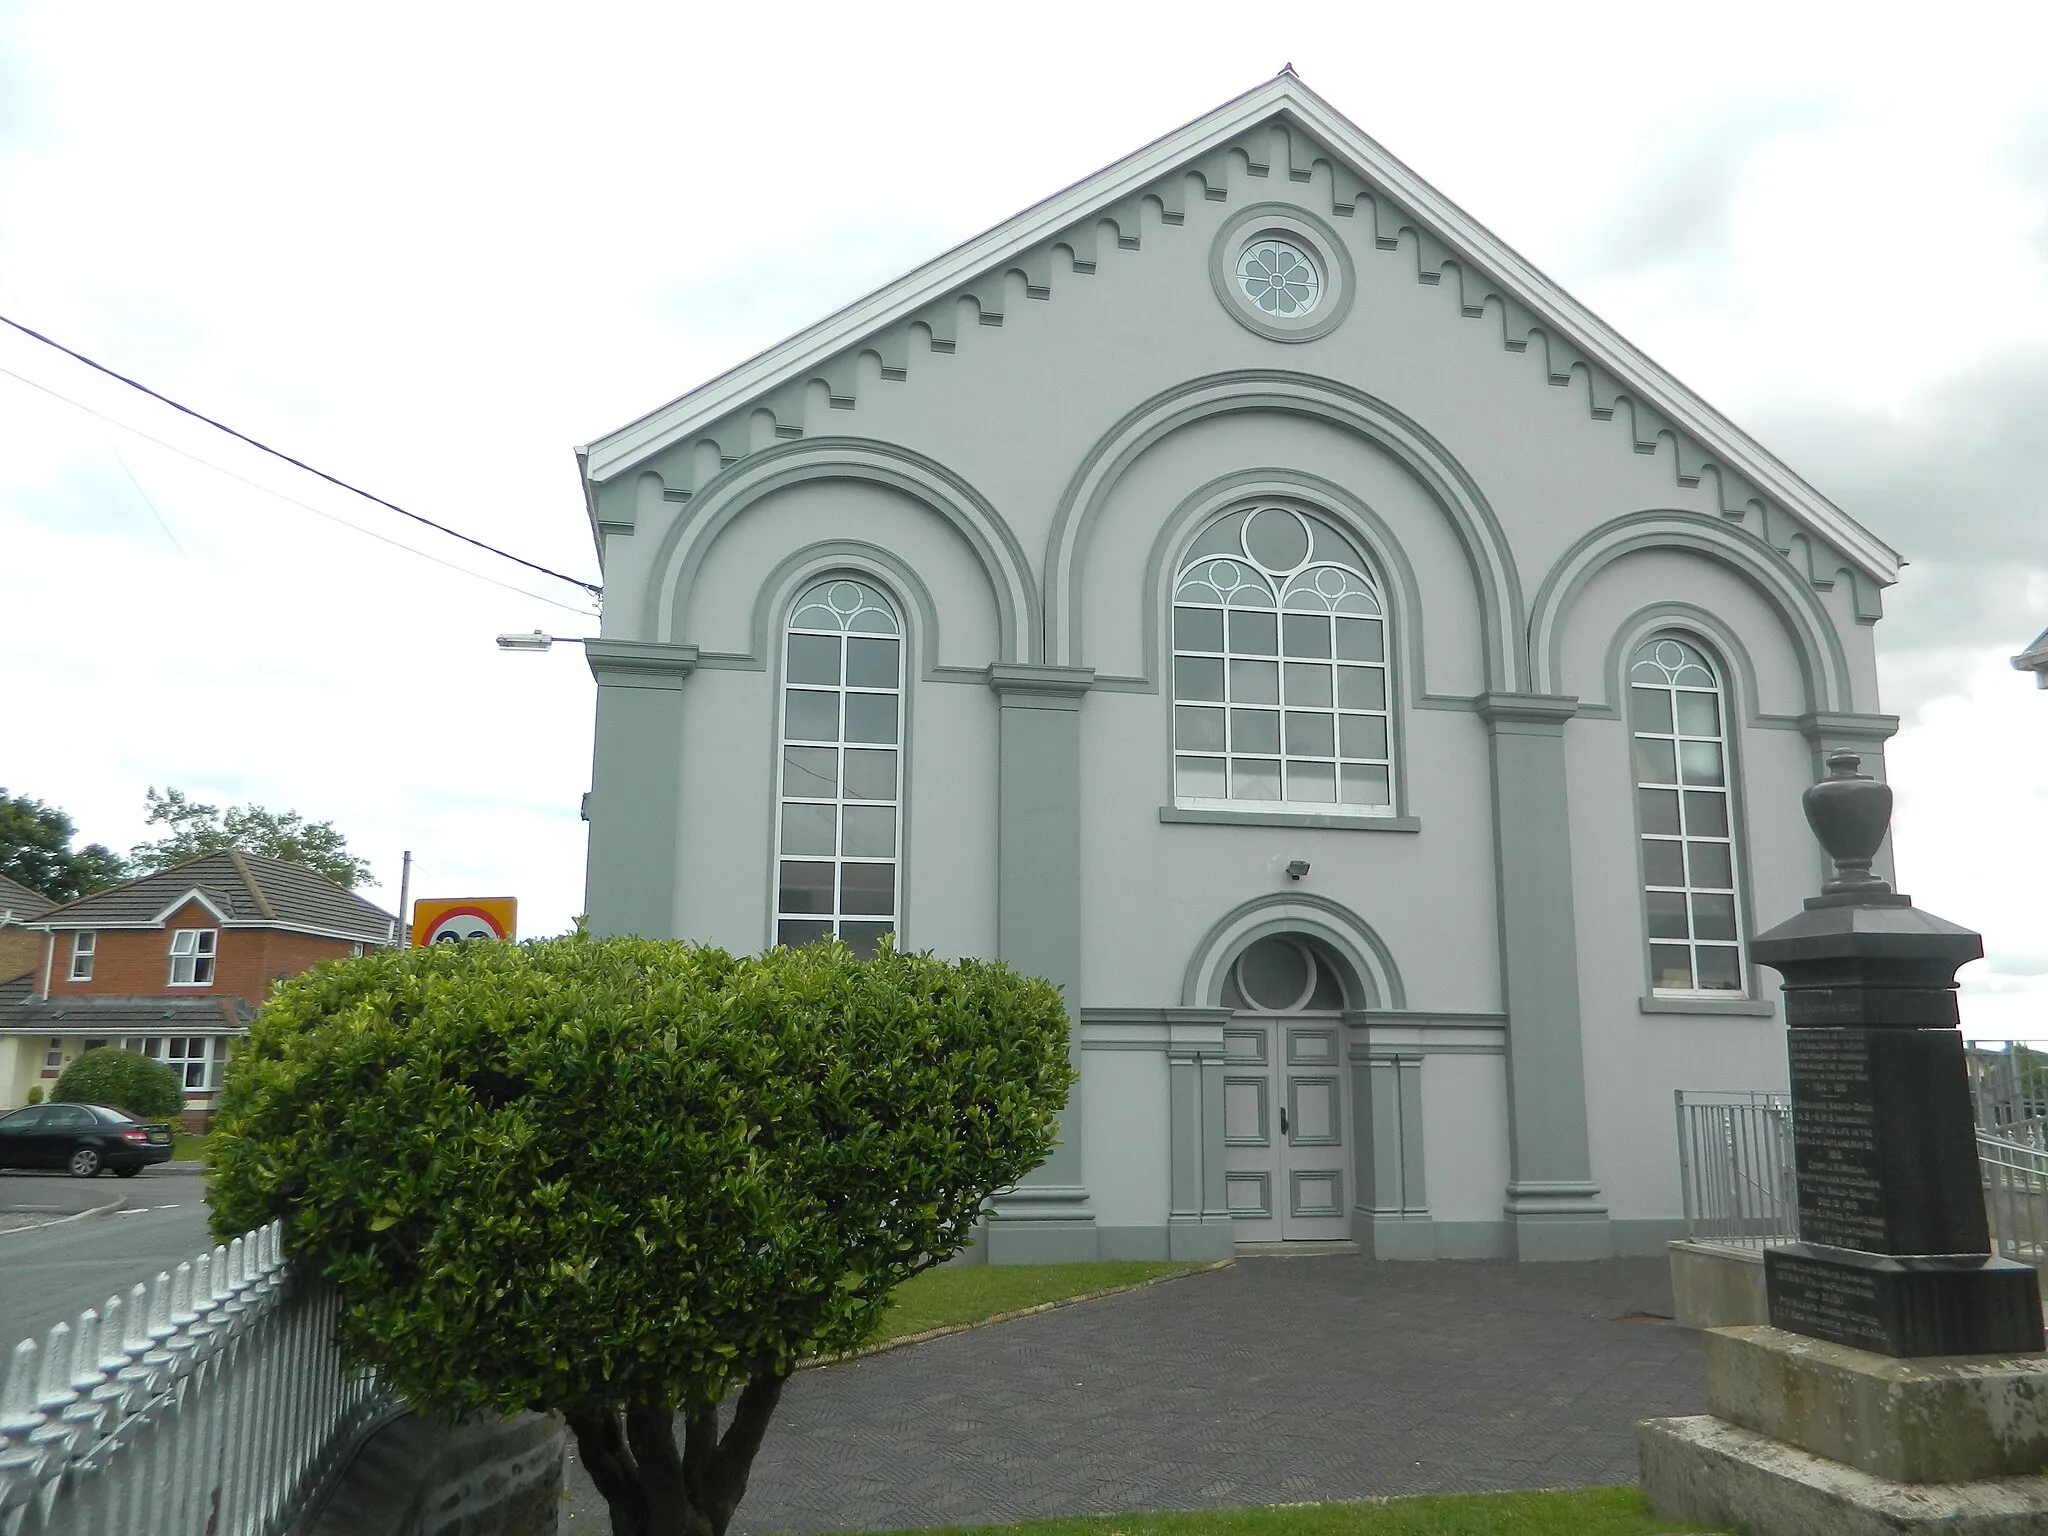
1222, 933, 1352, 1242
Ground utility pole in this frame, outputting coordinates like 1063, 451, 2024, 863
395, 850, 412, 948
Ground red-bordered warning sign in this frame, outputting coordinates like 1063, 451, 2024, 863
411, 897, 517, 946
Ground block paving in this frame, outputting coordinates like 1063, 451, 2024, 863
560, 1253, 1705, 1533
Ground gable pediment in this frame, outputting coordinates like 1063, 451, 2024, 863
582, 74, 1898, 609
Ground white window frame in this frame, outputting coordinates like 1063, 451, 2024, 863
141, 1035, 222, 1091
167, 928, 218, 987
69, 932, 95, 982
772, 577, 904, 959
1170, 505, 1396, 815
1630, 635, 1746, 997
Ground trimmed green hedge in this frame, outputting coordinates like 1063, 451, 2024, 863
209, 933, 1074, 1536
53, 1047, 184, 1121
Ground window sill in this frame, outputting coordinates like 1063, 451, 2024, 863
1160, 806, 1421, 832
1639, 995, 1776, 1018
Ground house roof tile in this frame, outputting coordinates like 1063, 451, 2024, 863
0, 874, 56, 925
35, 850, 395, 943
0, 971, 257, 1033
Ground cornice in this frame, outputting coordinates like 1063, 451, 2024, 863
1475, 692, 1581, 729
578, 75, 1899, 600
1797, 711, 1900, 744
986, 663, 1095, 704
585, 639, 700, 689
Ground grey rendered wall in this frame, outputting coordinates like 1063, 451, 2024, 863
589, 135, 1884, 1260
1551, 545, 1888, 1247
669, 479, 1003, 960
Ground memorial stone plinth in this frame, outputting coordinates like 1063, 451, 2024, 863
1642, 751, 2048, 1536
1750, 752, 2041, 1358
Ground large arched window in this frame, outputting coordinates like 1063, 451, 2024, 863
1630, 636, 1742, 993
1172, 505, 1392, 810
774, 577, 902, 958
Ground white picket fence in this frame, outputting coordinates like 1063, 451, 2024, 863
0, 1222, 397, 1536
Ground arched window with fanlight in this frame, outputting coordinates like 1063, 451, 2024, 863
1630, 635, 1744, 993
774, 577, 902, 959
1172, 505, 1393, 811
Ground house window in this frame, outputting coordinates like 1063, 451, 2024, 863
168, 928, 217, 986
43, 1038, 63, 1073
774, 578, 902, 959
142, 1035, 221, 1090
69, 932, 95, 981
1173, 505, 1393, 810
1631, 637, 1743, 993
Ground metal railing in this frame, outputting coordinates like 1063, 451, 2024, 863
1675, 1090, 1798, 1248
0, 1222, 397, 1536
1676, 1087, 2048, 1269
1968, 1041, 2048, 1154
1982, 1132, 2048, 1268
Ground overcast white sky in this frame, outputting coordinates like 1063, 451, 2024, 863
3, 3, 2045, 1036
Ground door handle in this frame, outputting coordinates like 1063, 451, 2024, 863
1279, 1105, 1289, 1138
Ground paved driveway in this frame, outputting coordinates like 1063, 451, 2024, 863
561, 1253, 1703, 1533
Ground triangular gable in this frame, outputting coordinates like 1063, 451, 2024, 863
579, 71, 1899, 602
152, 890, 233, 927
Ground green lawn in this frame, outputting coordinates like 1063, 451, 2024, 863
828, 1487, 1728, 1535
171, 1132, 210, 1164
873, 1260, 1208, 1344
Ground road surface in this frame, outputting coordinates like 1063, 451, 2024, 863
0, 1168, 215, 1348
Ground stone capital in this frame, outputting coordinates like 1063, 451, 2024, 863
1474, 691, 1579, 733
585, 640, 700, 690
987, 663, 1095, 709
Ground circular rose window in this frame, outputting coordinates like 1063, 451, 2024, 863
1235, 239, 1321, 317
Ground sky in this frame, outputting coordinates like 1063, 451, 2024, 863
2, 3, 2045, 1035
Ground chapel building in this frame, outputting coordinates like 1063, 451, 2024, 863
571, 74, 1900, 1264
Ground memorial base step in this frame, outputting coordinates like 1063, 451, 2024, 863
1705, 1324, 2048, 1483
1639, 1414, 2048, 1536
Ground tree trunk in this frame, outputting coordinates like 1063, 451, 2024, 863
569, 1373, 790, 1536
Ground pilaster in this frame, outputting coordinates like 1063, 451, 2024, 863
984, 664, 1098, 1262
583, 641, 697, 939
1475, 692, 1611, 1261
1165, 1008, 1235, 1261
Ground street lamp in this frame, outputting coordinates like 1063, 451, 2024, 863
495, 631, 589, 652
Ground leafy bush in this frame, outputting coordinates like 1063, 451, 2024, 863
53, 1047, 184, 1121
25, 1086, 42, 1105
210, 934, 1073, 1536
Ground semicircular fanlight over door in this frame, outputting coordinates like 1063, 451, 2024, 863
1221, 935, 1350, 1243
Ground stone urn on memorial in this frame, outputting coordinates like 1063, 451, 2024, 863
1640, 751, 2048, 1534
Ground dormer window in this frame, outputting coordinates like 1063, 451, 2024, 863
168, 928, 217, 986
69, 932, 96, 982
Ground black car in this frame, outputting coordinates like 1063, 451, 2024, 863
0, 1103, 175, 1177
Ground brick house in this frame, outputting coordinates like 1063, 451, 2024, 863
0, 850, 396, 1126
0, 873, 56, 989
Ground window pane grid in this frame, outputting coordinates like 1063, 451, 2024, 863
140, 1035, 221, 1091
776, 580, 902, 959
1631, 638, 1742, 993
167, 929, 216, 986
1171, 506, 1393, 812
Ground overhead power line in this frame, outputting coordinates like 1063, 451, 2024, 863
0, 361, 598, 618
0, 311, 603, 598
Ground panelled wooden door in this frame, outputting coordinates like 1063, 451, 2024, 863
1220, 935, 1350, 1242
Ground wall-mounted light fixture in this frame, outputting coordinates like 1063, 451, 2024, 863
1286, 860, 1310, 881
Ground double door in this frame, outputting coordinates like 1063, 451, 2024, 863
1222, 1016, 1349, 1241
